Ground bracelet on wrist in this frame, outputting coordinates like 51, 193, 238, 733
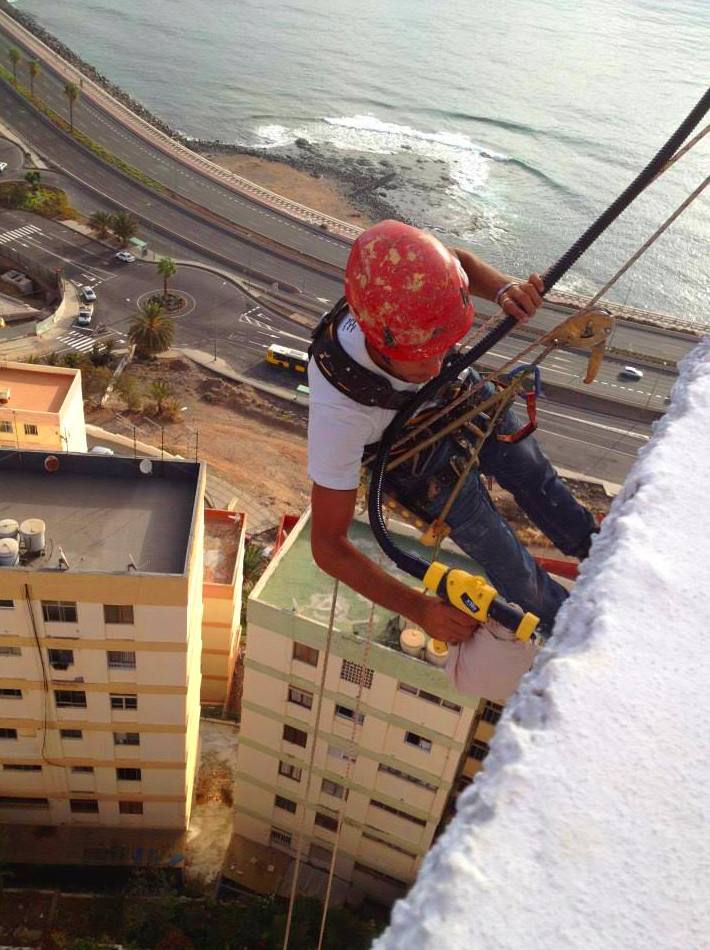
494, 281, 516, 306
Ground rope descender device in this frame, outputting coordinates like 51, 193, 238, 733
366, 88, 710, 643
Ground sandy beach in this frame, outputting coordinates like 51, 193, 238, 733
202, 151, 375, 228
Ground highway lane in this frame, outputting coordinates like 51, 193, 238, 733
0, 24, 350, 265
0, 84, 343, 300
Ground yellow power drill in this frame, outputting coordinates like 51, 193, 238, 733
423, 561, 540, 642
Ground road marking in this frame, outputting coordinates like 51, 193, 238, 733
57, 330, 104, 353
240, 313, 271, 330
0, 223, 42, 244
277, 329, 311, 344
536, 406, 649, 441
537, 427, 639, 459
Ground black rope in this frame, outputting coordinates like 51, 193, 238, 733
368, 86, 710, 580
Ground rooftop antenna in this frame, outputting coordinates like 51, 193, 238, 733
57, 546, 70, 571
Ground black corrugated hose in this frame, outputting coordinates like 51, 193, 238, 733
368, 86, 710, 579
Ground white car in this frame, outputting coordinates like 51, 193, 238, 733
115, 250, 135, 263
0, 162, 7, 174
81, 286, 97, 303
620, 365, 644, 381
76, 305, 93, 327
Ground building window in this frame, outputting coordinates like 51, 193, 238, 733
0, 421, 12, 434
116, 768, 142, 781
0, 729, 18, 740
321, 778, 347, 800
70, 799, 99, 814
0, 795, 49, 809
362, 830, 417, 858
0, 688, 22, 699
309, 843, 333, 865
23, 423, 39, 436
404, 731, 432, 753
287, 686, 313, 710
469, 740, 490, 762
0, 646, 21, 657
278, 761, 302, 782
397, 682, 462, 713
42, 601, 77, 623
54, 690, 87, 709
48, 648, 74, 670
70, 766, 94, 774
353, 861, 407, 888
104, 604, 134, 624
0, 599, 13, 608
370, 799, 427, 827
480, 700, 504, 725
60, 729, 83, 740
119, 801, 143, 815
270, 827, 292, 849
283, 725, 307, 748
274, 794, 297, 814
340, 659, 374, 689
314, 812, 339, 833
334, 704, 364, 725
110, 694, 137, 710
3, 764, 42, 772
292, 641, 319, 667
377, 763, 438, 793
114, 732, 140, 746
107, 651, 136, 671
327, 745, 356, 764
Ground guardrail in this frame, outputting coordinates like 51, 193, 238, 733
0, 9, 361, 241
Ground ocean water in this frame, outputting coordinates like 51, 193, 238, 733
14, 0, 710, 320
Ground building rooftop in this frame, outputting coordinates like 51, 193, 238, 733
0, 362, 76, 413
0, 451, 202, 575
203, 510, 245, 586
257, 514, 479, 648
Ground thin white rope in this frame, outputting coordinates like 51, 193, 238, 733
282, 579, 340, 950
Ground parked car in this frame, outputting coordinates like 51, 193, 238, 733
81, 285, 97, 303
115, 250, 135, 263
76, 305, 93, 327
0, 162, 7, 174
619, 365, 644, 381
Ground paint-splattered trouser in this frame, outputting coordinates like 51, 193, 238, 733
384, 372, 597, 634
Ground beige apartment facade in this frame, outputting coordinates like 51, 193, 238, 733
0, 361, 88, 453
201, 509, 246, 708
235, 512, 485, 905
0, 451, 205, 838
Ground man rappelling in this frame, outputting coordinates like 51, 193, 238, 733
308, 219, 598, 646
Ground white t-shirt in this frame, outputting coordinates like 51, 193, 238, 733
307, 313, 420, 490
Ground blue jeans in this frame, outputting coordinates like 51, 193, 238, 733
385, 375, 596, 632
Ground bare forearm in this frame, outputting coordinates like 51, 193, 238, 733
453, 248, 511, 301
313, 535, 426, 625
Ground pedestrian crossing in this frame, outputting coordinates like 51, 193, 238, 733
0, 223, 42, 245
56, 329, 124, 354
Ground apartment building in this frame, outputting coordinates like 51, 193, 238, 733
201, 508, 246, 707
235, 512, 486, 905
0, 450, 205, 834
0, 361, 87, 453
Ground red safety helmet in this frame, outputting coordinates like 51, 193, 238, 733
344, 220, 475, 361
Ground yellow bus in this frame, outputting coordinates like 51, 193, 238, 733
265, 343, 309, 374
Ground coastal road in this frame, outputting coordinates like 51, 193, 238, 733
0, 20, 350, 265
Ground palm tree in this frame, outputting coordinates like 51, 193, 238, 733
63, 81, 80, 132
89, 210, 113, 239
8, 48, 20, 84
156, 257, 177, 299
27, 59, 39, 97
150, 379, 173, 415
128, 301, 175, 358
110, 211, 138, 248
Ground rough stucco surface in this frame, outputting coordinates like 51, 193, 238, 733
374, 335, 710, 950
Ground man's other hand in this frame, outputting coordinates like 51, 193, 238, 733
416, 596, 480, 644
499, 273, 545, 322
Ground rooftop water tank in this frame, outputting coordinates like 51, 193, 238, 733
425, 638, 449, 668
19, 518, 46, 554
0, 519, 19, 540
400, 627, 427, 658
0, 537, 19, 567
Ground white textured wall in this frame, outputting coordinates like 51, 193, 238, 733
374, 335, 710, 950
